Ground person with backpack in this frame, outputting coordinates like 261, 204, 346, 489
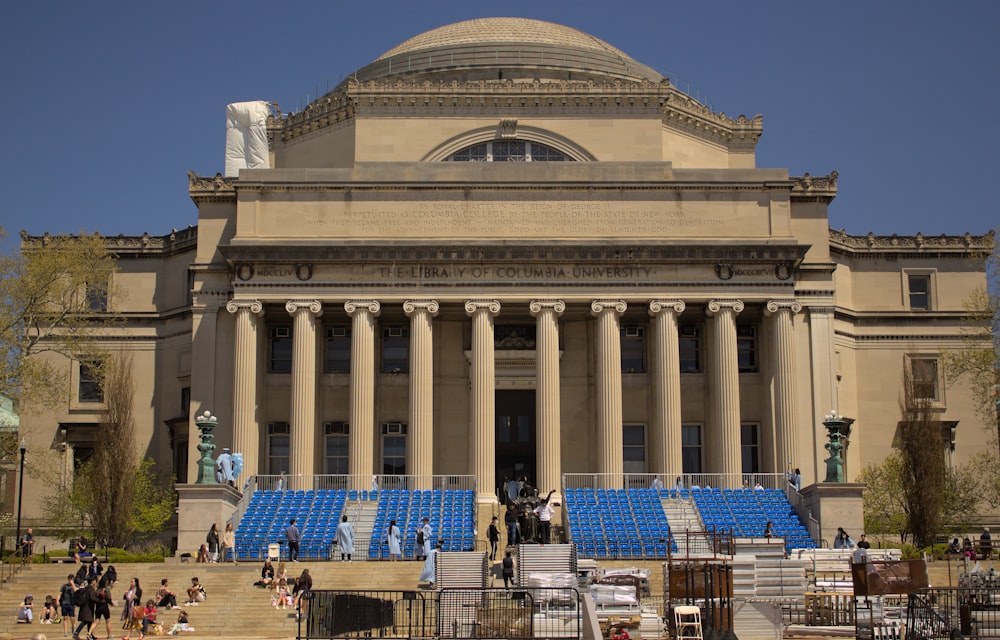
59, 574, 77, 638
93, 581, 114, 639
72, 577, 97, 640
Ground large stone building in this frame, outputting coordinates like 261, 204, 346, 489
18, 18, 992, 548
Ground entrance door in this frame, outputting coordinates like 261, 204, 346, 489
495, 390, 536, 501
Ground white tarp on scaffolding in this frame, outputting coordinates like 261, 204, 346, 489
224, 101, 270, 177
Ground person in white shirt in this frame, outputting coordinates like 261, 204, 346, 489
534, 495, 555, 544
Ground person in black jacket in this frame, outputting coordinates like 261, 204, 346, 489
487, 517, 500, 560
72, 578, 98, 640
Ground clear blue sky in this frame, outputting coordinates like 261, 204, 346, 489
1, 0, 997, 241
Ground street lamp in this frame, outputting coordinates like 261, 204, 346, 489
14, 438, 26, 555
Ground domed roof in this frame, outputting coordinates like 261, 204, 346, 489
349, 17, 663, 85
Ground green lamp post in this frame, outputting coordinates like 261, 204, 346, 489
195, 410, 218, 484
823, 411, 846, 483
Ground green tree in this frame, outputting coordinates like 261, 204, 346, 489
899, 366, 947, 549
858, 452, 908, 542
0, 228, 119, 412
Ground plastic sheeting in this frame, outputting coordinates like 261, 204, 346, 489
224, 101, 270, 177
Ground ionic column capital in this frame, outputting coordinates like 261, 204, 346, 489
403, 299, 440, 317
225, 299, 264, 315
465, 299, 501, 316
345, 299, 381, 317
765, 299, 803, 316
648, 299, 686, 316
591, 299, 627, 316
706, 299, 745, 317
285, 299, 323, 317
530, 299, 565, 316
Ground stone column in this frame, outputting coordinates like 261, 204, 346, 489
345, 300, 380, 492
286, 300, 322, 490
707, 299, 744, 483
766, 299, 802, 474
592, 300, 627, 487
649, 299, 685, 477
405, 300, 439, 490
808, 305, 837, 482
188, 303, 220, 483
226, 299, 263, 479
466, 300, 501, 503
530, 299, 565, 497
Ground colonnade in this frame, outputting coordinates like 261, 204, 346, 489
225, 297, 802, 498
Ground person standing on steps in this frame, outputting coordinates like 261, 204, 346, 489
336, 515, 355, 562
286, 518, 301, 562
487, 516, 500, 560
502, 551, 515, 588
387, 519, 402, 561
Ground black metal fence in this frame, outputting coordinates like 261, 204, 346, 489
300, 587, 581, 639
906, 588, 1000, 639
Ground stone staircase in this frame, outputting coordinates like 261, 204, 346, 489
0, 559, 428, 637
340, 499, 378, 560
661, 496, 714, 557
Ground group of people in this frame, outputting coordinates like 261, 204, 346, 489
197, 522, 237, 564
948, 528, 993, 560
254, 560, 313, 620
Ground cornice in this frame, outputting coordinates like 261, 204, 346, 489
187, 171, 237, 204
829, 228, 994, 255
21, 227, 198, 257
789, 172, 838, 202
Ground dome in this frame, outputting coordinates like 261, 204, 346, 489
349, 17, 663, 85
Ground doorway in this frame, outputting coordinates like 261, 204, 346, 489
495, 390, 536, 500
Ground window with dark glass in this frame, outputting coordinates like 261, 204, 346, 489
679, 324, 702, 373
621, 326, 646, 373
495, 325, 536, 350
445, 140, 570, 162
180, 387, 191, 417
84, 281, 108, 312
267, 422, 290, 474
911, 357, 939, 402
78, 361, 103, 403
382, 326, 409, 373
326, 326, 351, 373
737, 325, 759, 373
741, 423, 761, 474
270, 326, 293, 373
682, 424, 702, 474
908, 274, 931, 310
324, 422, 350, 474
623, 424, 646, 473
382, 423, 407, 475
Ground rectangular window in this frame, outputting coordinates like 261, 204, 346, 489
270, 326, 293, 373
910, 357, 940, 403
84, 281, 108, 312
679, 324, 702, 373
267, 422, 290, 475
381, 423, 408, 475
737, 325, 759, 373
495, 325, 536, 350
180, 387, 191, 418
382, 326, 409, 373
741, 423, 761, 474
78, 361, 103, 403
682, 424, 702, 474
621, 326, 646, 373
325, 326, 351, 373
324, 422, 350, 474
623, 424, 647, 473
907, 274, 931, 310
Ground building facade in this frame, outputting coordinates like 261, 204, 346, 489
18, 19, 992, 532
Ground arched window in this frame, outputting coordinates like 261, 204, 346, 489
445, 140, 572, 162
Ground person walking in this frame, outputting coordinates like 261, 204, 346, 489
285, 518, 301, 562
60, 573, 77, 639
487, 516, 501, 560
502, 551, 515, 588
335, 515, 355, 562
